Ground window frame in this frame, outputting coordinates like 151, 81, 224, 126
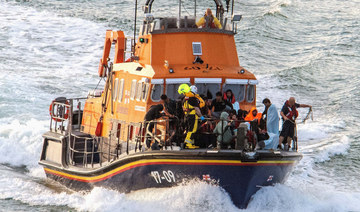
141, 83, 150, 102
150, 84, 163, 102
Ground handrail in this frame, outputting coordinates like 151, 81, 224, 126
63, 111, 297, 168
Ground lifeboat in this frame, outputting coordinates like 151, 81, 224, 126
39, 0, 302, 208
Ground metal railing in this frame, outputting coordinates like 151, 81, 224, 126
49, 98, 86, 134
68, 133, 101, 168
130, 116, 261, 151
124, 36, 135, 61
49, 100, 298, 168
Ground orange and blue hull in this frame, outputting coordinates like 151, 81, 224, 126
40, 151, 301, 208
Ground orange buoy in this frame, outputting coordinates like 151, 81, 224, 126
49, 99, 69, 122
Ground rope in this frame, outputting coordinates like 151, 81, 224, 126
93, 77, 103, 93
301, 107, 313, 124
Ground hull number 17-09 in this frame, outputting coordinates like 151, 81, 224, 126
151, 170, 176, 184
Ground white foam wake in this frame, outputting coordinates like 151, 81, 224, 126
248, 183, 360, 212
0, 118, 47, 168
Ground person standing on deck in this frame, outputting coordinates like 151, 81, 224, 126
144, 104, 164, 150
196, 8, 222, 29
160, 94, 177, 117
278, 97, 312, 150
262, 98, 280, 149
178, 84, 205, 149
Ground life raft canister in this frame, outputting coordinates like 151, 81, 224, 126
49, 97, 69, 122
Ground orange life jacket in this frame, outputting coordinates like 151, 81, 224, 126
223, 92, 235, 104
202, 15, 216, 28
284, 100, 298, 120
244, 107, 262, 124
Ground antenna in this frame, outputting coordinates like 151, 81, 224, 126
133, 0, 138, 53
178, 0, 181, 28
231, 0, 234, 16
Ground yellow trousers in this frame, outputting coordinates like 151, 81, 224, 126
185, 115, 198, 144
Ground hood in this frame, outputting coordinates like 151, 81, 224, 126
220, 111, 229, 120
249, 107, 257, 114
245, 107, 261, 122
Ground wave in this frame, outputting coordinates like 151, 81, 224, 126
263, 0, 292, 18
0, 179, 238, 212
0, 118, 47, 169
1, 0, 359, 210
80, 182, 238, 212
2, 175, 360, 212
248, 183, 360, 212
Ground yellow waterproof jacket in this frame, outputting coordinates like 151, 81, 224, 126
185, 92, 205, 108
196, 15, 222, 29
183, 100, 196, 115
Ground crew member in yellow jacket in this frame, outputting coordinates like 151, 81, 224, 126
196, 8, 222, 29
178, 84, 205, 149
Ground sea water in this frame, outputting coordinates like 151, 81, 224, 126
0, 0, 359, 211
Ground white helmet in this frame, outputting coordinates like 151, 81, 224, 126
190, 85, 198, 94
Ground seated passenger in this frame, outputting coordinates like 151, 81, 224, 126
223, 89, 235, 105
213, 112, 233, 149
229, 109, 240, 131
197, 118, 216, 148
211, 92, 231, 118
244, 107, 262, 125
196, 8, 222, 29
200, 95, 212, 118
256, 124, 270, 150
237, 109, 248, 120
224, 89, 240, 111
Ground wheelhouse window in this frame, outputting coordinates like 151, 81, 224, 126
223, 84, 246, 102
113, 78, 119, 101
151, 84, 163, 102
166, 78, 191, 100
195, 83, 220, 99
130, 79, 137, 100
246, 85, 255, 103
166, 83, 183, 100
118, 79, 124, 102
135, 81, 143, 101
